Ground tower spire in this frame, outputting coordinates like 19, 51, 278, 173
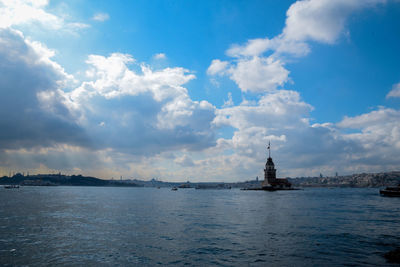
267, 141, 271, 158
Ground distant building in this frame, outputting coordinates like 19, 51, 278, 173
261, 142, 292, 189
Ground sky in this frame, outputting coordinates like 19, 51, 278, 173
0, 0, 400, 181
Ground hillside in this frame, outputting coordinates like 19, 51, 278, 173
0, 173, 141, 187
288, 171, 400, 188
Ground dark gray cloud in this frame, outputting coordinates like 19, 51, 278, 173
0, 29, 88, 150
77, 92, 216, 156
0, 32, 217, 175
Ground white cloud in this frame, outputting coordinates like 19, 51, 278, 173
226, 36, 310, 58
227, 38, 271, 58
338, 107, 400, 129
210, 100, 400, 179
229, 56, 289, 93
92, 12, 110, 22
0, 0, 90, 33
214, 90, 312, 130
208, 56, 290, 93
174, 154, 195, 167
157, 98, 215, 130
272, 37, 310, 57
208, 90, 313, 177
387, 82, 400, 98
0, 0, 62, 29
208, 0, 386, 93
67, 22, 90, 30
153, 53, 166, 60
73, 53, 196, 102
336, 107, 400, 168
223, 92, 234, 107
337, 107, 400, 150
283, 0, 385, 44
43, 53, 217, 156
207, 59, 229, 75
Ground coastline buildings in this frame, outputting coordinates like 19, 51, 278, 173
261, 142, 292, 189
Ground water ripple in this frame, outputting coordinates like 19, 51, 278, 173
0, 187, 399, 266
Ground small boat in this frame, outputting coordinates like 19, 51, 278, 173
380, 186, 400, 197
4, 185, 19, 189
171, 187, 178, 191
178, 183, 192, 189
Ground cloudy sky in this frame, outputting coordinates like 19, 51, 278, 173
0, 0, 399, 181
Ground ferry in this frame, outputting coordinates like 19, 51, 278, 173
380, 186, 400, 197
4, 185, 19, 189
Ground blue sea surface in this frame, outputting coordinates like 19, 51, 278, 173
0, 187, 399, 266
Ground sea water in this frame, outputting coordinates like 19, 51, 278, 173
0, 187, 399, 266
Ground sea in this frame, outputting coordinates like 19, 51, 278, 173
0, 187, 399, 266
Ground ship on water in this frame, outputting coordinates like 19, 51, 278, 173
380, 185, 400, 197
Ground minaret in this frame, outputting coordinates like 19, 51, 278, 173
263, 141, 276, 185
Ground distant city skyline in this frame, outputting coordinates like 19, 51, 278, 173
0, 0, 399, 181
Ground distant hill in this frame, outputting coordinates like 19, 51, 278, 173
288, 171, 400, 188
120, 178, 261, 189
3, 171, 399, 188
0, 173, 141, 187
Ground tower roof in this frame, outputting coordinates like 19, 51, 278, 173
266, 156, 274, 166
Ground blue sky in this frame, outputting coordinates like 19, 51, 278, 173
0, 0, 399, 181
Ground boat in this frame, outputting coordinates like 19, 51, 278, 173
4, 185, 19, 189
178, 183, 192, 188
380, 186, 400, 197
171, 187, 178, 191
195, 184, 231, 190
